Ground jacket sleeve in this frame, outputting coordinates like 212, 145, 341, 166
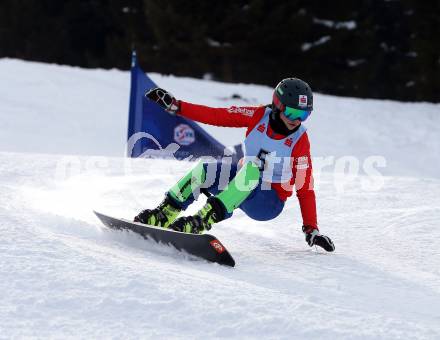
179, 101, 263, 128
292, 132, 318, 229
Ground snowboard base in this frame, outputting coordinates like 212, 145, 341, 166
94, 211, 235, 267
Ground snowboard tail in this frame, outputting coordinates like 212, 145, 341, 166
94, 211, 235, 267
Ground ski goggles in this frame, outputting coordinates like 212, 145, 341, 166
272, 93, 311, 122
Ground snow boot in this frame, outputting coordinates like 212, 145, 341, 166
134, 161, 209, 230
169, 196, 226, 234
134, 195, 181, 228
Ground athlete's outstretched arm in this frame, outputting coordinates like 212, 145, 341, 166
179, 101, 264, 128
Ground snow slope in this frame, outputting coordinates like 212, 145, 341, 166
1, 59, 440, 339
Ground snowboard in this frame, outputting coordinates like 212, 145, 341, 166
94, 211, 235, 267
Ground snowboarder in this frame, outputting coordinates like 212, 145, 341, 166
134, 78, 335, 252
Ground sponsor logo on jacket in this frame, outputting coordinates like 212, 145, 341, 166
296, 156, 309, 169
227, 106, 255, 117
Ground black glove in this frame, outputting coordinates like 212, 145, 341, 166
145, 87, 180, 115
302, 225, 335, 252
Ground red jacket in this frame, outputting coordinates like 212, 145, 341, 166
179, 101, 318, 229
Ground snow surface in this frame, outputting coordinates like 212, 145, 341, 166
1, 59, 440, 339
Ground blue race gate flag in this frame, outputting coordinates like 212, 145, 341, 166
127, 51, 242, 161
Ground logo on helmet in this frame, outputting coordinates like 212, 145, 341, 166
299, 95, 308, 107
